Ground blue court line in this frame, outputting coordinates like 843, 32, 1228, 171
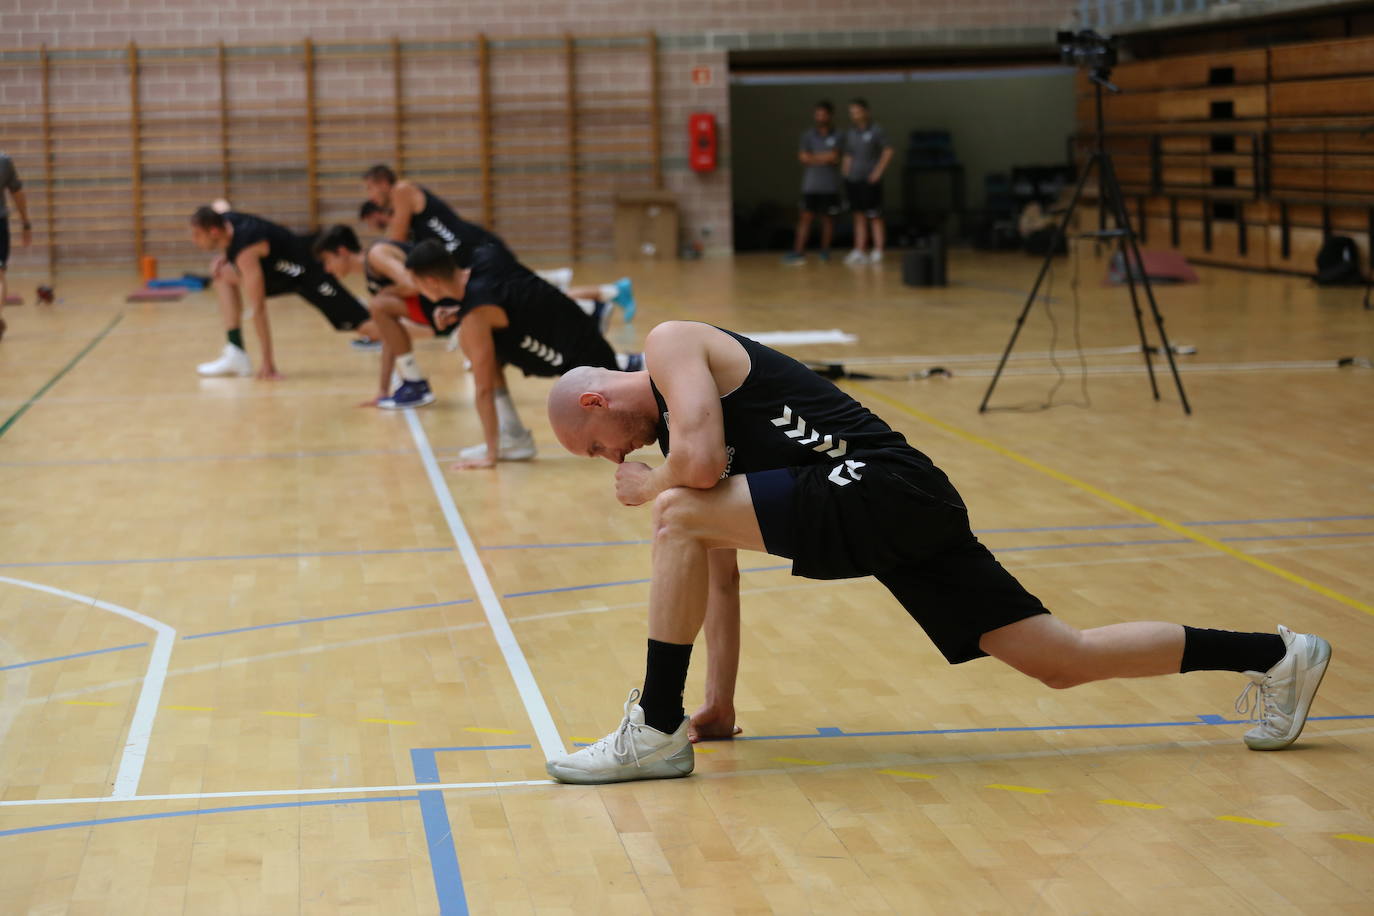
476, 513, 1374, 551
481, 539, 651, 551
0, 795, 418, 839
182, 599, 475, 640
0, 546, 453, 569
572, 712, 1374, 746
0, 642, 148, 672
411, 746, 495, 916
1188, 514, 1374, 526
500, 531, 1374, 599
0, 447, 415, 468
502, 564, 791, 599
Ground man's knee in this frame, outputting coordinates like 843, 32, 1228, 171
982, 620, 1089, 689
652, 487, 709, 541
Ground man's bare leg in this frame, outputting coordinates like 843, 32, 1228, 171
214, 269, 243, 331
791, 211, 814, 255
980, 616, 1185, 688
870, 215, 886, 257
819, 214, 834, 254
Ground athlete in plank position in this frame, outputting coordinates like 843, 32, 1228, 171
540, 321, 1332, 783
189, 207, 378, 379
361, 164, 502, 265
405, 239, 643, 468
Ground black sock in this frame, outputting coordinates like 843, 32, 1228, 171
639, 638, 693, 733
1180, 627, 1286, 674
227, 328, 244, 349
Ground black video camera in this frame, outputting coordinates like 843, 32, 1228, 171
1057, 29, 1118, 80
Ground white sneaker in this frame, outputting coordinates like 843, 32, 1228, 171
868, 250, 883, 264
545, 689, 693, 785
458, 427, 537, 462
843, 249, 867, 265
1235, 625, 1331, 751
196, 343, 251, 377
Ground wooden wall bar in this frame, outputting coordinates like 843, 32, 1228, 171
0, 33, 659, 268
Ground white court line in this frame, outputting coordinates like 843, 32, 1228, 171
403, 409, 565, 760
0, 778, 556, 809
2, 724, 1369, 810
0, 576, 176, 799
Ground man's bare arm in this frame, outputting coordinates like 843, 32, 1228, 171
638, 322, 740, 496
690, 547, 742, 741
12, 189, 31, 246
365, 243, 420, 295
457, 306, 504, 468
386, 181, 421, 243
235, 244, 277, 377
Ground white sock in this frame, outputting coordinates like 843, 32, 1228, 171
615, 353, 630, 370
572, 297, 597, 317
394, 352, 423, 383
494, 389, 524, 436
598, 283, 618, 301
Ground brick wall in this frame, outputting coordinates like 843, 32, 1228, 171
0, 1, 1076, 267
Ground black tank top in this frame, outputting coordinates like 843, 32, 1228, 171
365, 239, 412, 295
224, 211, 310, 271
649, 327, 962, 503
410, 186, 503, 266
458, 244, 616, 377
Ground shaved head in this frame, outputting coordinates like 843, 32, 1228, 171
547, 365, 658, 463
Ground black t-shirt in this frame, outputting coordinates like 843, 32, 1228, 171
365, 239, 412, 295
410, 186, 503, 266
649, 326, 962, 501
224, 212, 313, 274
459, 244, 616, 377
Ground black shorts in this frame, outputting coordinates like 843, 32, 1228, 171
262, 264, 371, 331
846, 180, 883, 217
745, 459, 1049, 665
0, 219, 9, 270
802, 193, 841, 215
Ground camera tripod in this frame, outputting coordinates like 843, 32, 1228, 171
978, 74, 1192, 415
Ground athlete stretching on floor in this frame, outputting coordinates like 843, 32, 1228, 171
189, 207, 378, 379
541, 321, 1333, 783
405, 240, 643, 468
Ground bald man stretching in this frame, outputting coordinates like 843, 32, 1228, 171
540, 321, 1332, 784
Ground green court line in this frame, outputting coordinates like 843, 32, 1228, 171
0, 311, 124, 439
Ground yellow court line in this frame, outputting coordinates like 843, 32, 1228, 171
1099, 798, 1165, 810
693, 746, 719, 754
986, 783, 1051, 795
1216, 815, 1282, 827
1335, 833, 1374, 845
849, 383, 1374, 618
878, 769, 937, 780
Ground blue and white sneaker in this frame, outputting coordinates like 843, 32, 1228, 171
613, 277, 636, 323
593, 300, 613, 336
351, 337, 383, 351
378, 379, 436, 410
615, 352, 645, 372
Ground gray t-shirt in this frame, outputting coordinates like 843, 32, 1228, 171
843, 123, 891, 182
799, 127, 842, 194
0, 153, 22, 219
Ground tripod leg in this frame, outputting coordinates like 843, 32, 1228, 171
1101, 154, 1193, 415
979, 153, 1099, 413
1099, 157, 1160, 400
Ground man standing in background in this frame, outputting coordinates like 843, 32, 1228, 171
842, 98, 893, 265
783, 101, 842, 266
0, 151, 33, 342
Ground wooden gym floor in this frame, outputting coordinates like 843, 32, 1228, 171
0, 249, 1371, 914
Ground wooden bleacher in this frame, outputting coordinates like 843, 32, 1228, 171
1075, 34, 1374, 276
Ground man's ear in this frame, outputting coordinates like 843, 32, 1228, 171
577, 392, 606, 409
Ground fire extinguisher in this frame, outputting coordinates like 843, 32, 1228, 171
689, 113, 717, 173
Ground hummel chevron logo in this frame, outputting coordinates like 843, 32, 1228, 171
519, 336, 564, 367
827, 459, 865, 487
770, 405, 847, 457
